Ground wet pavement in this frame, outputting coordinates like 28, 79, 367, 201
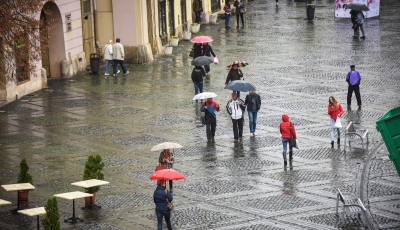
1, 0, 400, 229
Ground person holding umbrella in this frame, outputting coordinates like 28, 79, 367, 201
153, 179, 173, 230
226, 92, 246, 143
225, 64, 244, 98
355, 11, 366, 39
158, 149, 175, 193
201, 97, 220, 142
202, 42, 216, 75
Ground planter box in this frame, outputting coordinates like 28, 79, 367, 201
191, 24, 200, 33
84, 192, 96, 205
210, 16, 217, 24
164, 46, 173, 55
183, 32, 192, 40
18, 190, 29, 201
170, 38, 179, 47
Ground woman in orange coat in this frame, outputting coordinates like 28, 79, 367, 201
280, 114, 296, 165
328, 96, 344, 148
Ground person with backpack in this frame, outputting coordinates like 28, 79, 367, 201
280, 114, 297, 165
191, 66, 206, 102
153, 179, 173, 230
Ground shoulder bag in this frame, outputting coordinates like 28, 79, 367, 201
165, 189, 174, 210
240, 7, 246, 14
289, 122, 296, 148
189, 50, 194, 57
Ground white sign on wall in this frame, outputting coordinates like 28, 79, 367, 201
334, 0, 380, 18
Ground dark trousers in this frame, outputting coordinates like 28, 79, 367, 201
195, 11, 201, 23
232, 118, 243, 140
156, 210, 172, 230
236, 13, 244, 27
169, 180, 173, 191
206, 122, 216, 140
113, 60, 127, 74
347, 85, 362, 106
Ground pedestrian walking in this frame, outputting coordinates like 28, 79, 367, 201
193, 0, 201, 23
153, 179, 173, 230
280, 114, 297, 165
244, 90, 261, 137
226, 93, 246, 143
224, 1, 232, 29
201, 98, 220, 142
276, 0, 279, 6
234, 0, 245, 28
202, 42, 216, 75
191, 43, 203, 59
112, 38, 129, 76
355, 11, 366, 39
225, 64, 243, 98
328, 96, 343, 148
346, 65, 362, 108
104, 40, 117, 76
191, 66, 206, 102
350, 10, 359, 39
159, 149, 175, 193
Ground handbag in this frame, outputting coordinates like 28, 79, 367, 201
201, 111, 206, 125
189, 50, 194, 57
239, 7, 246, 14
199, 13, 203, 22
213, 56, 219, 65
295, 139, 299, 149
155, 164, 165, 172
165, 189, 174, 210
334, 117, 342, 128
289, 122, 296, 148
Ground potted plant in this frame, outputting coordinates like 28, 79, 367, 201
164, 45, 173, 55
183, 31, 191, 40
42, 197, 60, 230
83, 154, 105, 205
170, 35, 179, 47
17, 158, 33, 201
210, 14, 218, 24
191, 23, 200, 33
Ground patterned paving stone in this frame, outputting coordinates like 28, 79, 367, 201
65, 124, 124, 135
126, 92, 175, 100
241, 136, 288, 148
295, 148, 346, 160
257, 116, 318, 128
230, 224, 285, 230
0, 103, 39, 115
179, 126, 233, 138
0, 133, 44, 145
50, 98, 107, 108
290, 85, 345, 95
145, 116, 194, 126
25, 144, 93, 156
124, 168, 195, 182
270, 101, 326, 111
17, 114, 78, 126
111, 135, 170, 146
341, 110, 385, 120
90, 107, 148, 117
264, 169, 343, 184
368, 182, 400, 198
73, 155, 143, 168
304, 128, 345, 138
234, 194, 320, 212
176, 180, 256, 195
369, 160, 397, 175
204, 157, 279, 170
96, 192, 154, 210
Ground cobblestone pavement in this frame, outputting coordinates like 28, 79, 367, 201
1, 0, 400, 229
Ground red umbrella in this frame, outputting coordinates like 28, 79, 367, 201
149, 169, 186, 181
191, 36, 213, 43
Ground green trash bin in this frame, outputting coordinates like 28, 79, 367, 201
376, 106, 400, 177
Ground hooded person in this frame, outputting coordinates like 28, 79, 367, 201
279, 114, 297, 165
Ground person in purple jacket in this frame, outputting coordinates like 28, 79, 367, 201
346, 65, 362, 109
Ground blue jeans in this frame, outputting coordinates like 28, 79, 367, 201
105, 60, 114, 74
225, 13, 231, 26
113, 60, 127, 74
248, 111, 258, 133
194, 82, 203, 102
204, 64, 210, 73
156, 210, 172, 230
282, 138, 292, 154
330, 118, 340, 141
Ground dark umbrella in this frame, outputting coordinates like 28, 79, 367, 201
191, 56, 214, 66
224, 80, 256, 92
346, 3, 369, 11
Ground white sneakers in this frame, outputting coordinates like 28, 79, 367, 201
276, 2, 278, 5
124, 71, 130, 75
105, 73, 109, 76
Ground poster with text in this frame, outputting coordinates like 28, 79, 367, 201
335, 0, 380, 18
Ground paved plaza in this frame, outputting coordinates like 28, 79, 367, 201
1, 0, 400, 229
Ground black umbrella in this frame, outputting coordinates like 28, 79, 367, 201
346, 3, 369, 11
224, 80, 256, 92
191, 56, 214, 66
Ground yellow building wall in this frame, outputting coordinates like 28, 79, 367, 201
96, 0, 114, 57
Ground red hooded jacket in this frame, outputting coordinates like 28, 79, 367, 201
328, 103, 343, 120
280, 114, 297, 139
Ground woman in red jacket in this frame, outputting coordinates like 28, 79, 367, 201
328, 96, 344, 148
280, 114, 296, 165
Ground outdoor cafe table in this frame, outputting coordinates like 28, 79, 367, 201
1, 183, 35, 214
71, 179, 109, 210
0, 199, 12, 206
54, 191, 93, 224
18, 207, 46, 230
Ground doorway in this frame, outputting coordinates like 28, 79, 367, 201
81, 0, 94, 63
168, 0, 175, 36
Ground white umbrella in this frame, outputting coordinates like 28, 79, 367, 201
192, 92, 218, 101
151, 142, 183, 152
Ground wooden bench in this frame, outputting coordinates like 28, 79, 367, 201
336, 188, 367, 226
344, 121, 369, 151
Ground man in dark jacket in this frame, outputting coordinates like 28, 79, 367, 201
244, 90, 261, 137
346, 65, 362, 108
202, 42, 216, 75
225, 64, 243, 97
350, 10, 359, 38
191, 66, 206, 102
192, 43, 203, 59
153, 179, 173, 230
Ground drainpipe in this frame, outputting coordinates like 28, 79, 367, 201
92, 0, 100, 53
